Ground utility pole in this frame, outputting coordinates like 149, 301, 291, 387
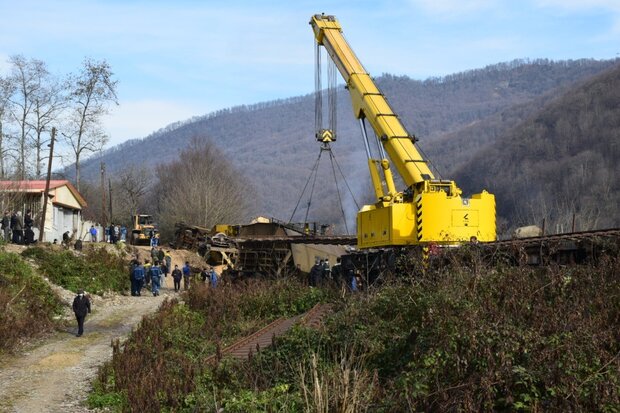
108, 178, 113, 223
38, 128, 55, 242
100, 162, 106, 227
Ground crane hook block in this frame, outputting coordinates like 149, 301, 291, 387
316, 129, 336, 143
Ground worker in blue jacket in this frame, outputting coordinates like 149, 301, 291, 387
210, 267, 218, 288
182, 262, 191, 290
132, 262, 145, 296
150, 262, 162, 296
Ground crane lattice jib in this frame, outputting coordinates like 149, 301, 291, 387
310, 14, 435, 187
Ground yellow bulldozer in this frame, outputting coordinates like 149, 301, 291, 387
131, 214, 159, 245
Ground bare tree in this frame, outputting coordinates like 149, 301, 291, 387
27, 74, 66, 177
8, 55, 47, 179
64, 58, 118, 191
153, 138, 250, 238
0, 76, 16, 178
116, 166, 152, 217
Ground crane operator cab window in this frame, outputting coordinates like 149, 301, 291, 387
403, 186, 414, 202
430, 181, 454, 197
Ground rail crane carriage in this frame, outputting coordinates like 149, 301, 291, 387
310, 14, 496, 248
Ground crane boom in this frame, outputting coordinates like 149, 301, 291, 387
311, 15, 433, 187
310, 14, 496, 248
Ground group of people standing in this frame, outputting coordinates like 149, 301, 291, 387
89, 224, 159, 246
1, 209, 35, 245
129, 249, 219, 296
308, 257, 361, 291
129, 259, 164, 297
104, 223, 127, 244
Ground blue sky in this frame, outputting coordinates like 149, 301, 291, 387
1, 0, 619, 146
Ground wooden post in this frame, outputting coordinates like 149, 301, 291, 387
38, 128, 55, 242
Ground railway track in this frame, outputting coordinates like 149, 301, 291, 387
186, 226, 620, 278
206, 303, 331, 364
234, 227, 620, 251
481, 227, 620, 265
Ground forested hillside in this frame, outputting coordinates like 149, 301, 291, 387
454, 64, 620, 233
77, 58, 619, 233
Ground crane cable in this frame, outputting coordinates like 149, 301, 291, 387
328, 147, 349, 235
289, 41, 358, 233
288, 144, 359, 235
288, 149, 323, 224
329, 146, 360, 210
314, 41, 322, 138
303, 151, 321, 226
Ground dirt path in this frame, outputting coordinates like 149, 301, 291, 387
0, 245, 196, 413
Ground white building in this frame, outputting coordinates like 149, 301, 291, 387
0, 180, 87, 243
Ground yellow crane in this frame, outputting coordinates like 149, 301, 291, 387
310, 14, 496, 248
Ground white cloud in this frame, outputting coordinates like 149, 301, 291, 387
102, 99, 209, 146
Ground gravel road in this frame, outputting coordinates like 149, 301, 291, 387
0, 245, 195, 413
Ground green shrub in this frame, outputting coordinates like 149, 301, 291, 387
323, 258, 620, 411
22, 245, 129, 294
91, 278, 329, 411
0, 251, 63, 352
91, 257, 620, 412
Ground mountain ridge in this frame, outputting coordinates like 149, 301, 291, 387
75, 58, 619, 232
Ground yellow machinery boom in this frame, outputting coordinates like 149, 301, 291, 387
310, 14, 496, 247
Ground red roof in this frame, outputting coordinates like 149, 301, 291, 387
0, 180, 87, 208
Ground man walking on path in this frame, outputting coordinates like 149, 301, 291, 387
72, 289, 91, 337
131, 262, 145, 296
172, 265, 182, 292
